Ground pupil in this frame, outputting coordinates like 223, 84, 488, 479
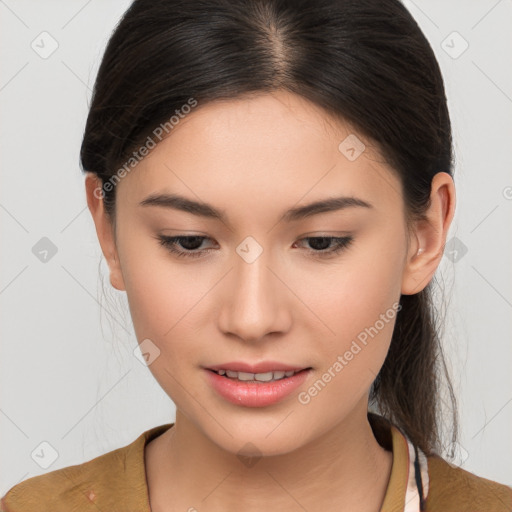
310, 237, 330, 250
180, 236, 203, 250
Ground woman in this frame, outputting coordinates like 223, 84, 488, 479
2, 0, 511, 510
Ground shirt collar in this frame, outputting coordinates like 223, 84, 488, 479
369, 412, 429, 512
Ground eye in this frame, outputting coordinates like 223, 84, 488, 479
156, 235, 354, 260
293, 236, 354, 259
157, 235, 215, 259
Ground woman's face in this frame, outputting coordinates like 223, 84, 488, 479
90, 90, 429, 455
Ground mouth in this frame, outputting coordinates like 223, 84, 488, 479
204, 366, 313, 407
206, 368, 312, 383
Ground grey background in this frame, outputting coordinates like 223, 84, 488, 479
1, 0, 511, 495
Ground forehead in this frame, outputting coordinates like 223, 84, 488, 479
118, 91, 402, 215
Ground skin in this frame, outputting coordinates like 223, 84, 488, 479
85, 90, 455, 512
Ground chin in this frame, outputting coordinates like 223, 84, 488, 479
201, 416, 309, 458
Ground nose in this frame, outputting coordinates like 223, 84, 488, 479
217, 245, 292, 343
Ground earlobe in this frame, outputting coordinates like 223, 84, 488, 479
108, 253, 126, 292
401, 172, 456, 295
84, 173, 126, 292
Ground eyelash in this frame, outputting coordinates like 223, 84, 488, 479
156, 235, 354, 260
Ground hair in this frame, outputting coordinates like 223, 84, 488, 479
80, 0, 459, 456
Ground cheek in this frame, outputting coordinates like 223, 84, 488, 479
121, 252, 207, 402
119, 230, 202, 337
300, 244, 403, 341
296, 234, 404, 388
297, 270, 401, 423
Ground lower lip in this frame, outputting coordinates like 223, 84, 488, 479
204, 368, 311, 407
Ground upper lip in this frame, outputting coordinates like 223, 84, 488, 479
205, 361, 310, 373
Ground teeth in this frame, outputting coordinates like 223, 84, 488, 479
217, 369, 301, 381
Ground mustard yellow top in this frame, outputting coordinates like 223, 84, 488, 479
2, 414, 511, 511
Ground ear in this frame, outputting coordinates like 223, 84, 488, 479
401, 172, 456, 295
85, 173, 126, 291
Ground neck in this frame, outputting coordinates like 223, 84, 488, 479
145, 400, 393, 512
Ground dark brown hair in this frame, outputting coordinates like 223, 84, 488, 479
80, 0, 458, 456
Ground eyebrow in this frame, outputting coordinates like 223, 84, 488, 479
139, 192, 373, 225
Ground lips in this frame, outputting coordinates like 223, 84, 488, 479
210, 369, 301, 382
205, 361, 309, 374
204, 365, 312, 407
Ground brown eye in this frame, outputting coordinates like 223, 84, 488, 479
294, 236, 354, 258
157, 235, 214, 259
155, 235, 354, 260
